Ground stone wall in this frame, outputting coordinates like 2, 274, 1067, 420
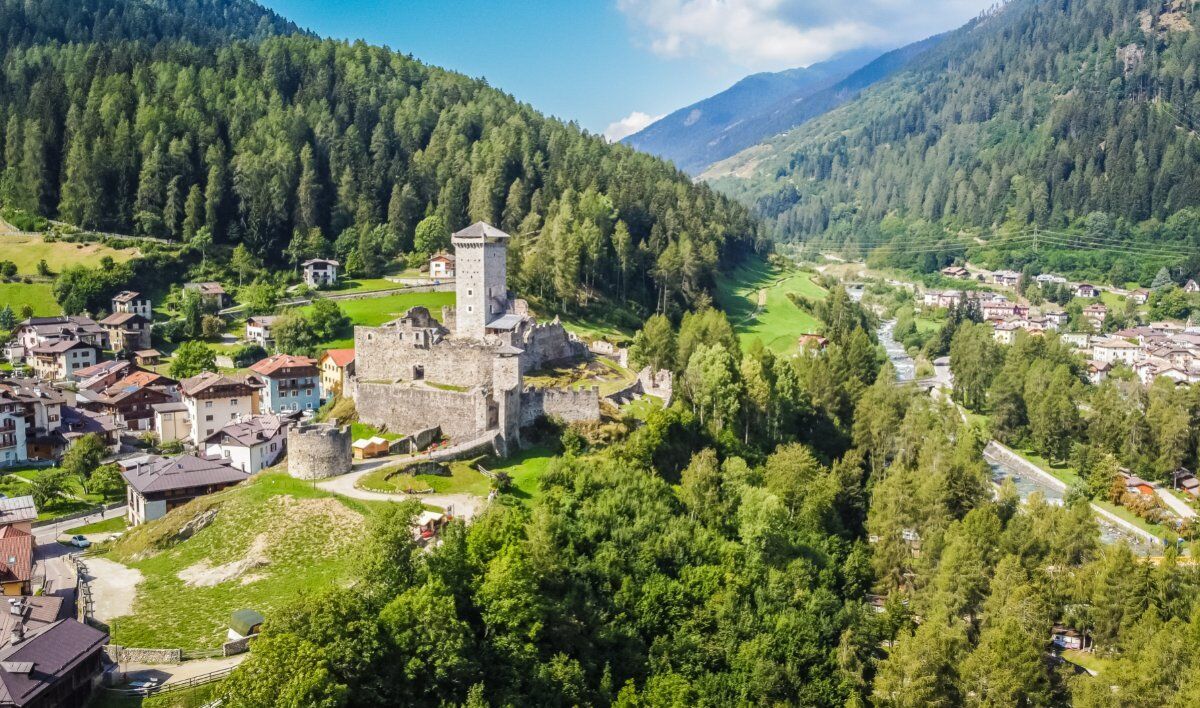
287, 423, 352, 480
520, 386, 601, 427
354, 325, 497, 389
516, 320, 588, 372
637, 367, 674, 405
104, 646, 183, 664
357, 382, 491, 441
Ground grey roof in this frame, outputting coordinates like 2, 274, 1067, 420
112, 290, 143, 303
452, 222, 510, 241
152, 401, 188, 413
0, 598, 64, 639
0, 619, 107, 707
486, 314, 523, 331
121, 454, 249, 494
30, 340, 92, 355
181, 372, 258, 397
16, 316, 104, 338
301, 259, 339, 267
205, 415, 287, 448
0, 498, 36, 527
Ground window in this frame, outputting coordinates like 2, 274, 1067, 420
205, 401, 213, 409
205, 415, 213, 422
306, 389, 312, 396
230, 398, 238, 405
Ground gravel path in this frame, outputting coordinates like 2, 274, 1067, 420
83, 557, 143, 622
317, 469, 486, 520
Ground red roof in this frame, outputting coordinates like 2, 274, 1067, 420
0, 528, 32, 585
321, 349, 355, 367
249, 353, 318, 376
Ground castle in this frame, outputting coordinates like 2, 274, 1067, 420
352, 222, 597, 456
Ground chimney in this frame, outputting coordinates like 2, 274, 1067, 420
10, 621, 23, 645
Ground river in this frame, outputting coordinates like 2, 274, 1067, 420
988, 459, 1157, 555
845, 284, 916, 382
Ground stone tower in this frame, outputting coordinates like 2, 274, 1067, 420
452, 222, 510, 340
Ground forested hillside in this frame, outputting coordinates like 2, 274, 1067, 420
707, 0, 1200, 281
0, 0, 757, 317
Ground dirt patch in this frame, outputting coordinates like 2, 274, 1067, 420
85, 557, 143, 622
178, 534, 270, 587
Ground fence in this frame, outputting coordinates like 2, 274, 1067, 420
72, 555, 94, 625
104, 666, 236, 698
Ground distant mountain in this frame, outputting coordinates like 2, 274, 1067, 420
704, 0, 1200, 262
622, 42, 944, 175
621, 49, 879, 174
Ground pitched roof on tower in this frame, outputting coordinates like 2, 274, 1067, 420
452, 222, 510, 241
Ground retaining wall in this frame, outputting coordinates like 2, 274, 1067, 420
519, 386, 601, 426
104, 646, 183, 664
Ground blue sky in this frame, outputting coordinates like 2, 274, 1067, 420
260, 1, 995, 140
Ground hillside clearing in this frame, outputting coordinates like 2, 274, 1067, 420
101, 472, 373, 650
1, 234, 138, 274
716, 258, 827, 353
303, 291, 456, 349
0, 282, 59, 316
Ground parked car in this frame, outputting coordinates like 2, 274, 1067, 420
68, 535, 91, 549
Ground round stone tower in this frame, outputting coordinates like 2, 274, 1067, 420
287, 423, 352, 480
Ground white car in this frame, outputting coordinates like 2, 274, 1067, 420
68, 535, 91, 549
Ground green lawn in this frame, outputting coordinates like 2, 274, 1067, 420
1, 467, 116, 521
89, 682, 222, 708
622, 396, 664, 422
357, 446, 556, 502
303, 291, 456, 348
66, 516, 128, 535
1061, 649, 1110, 676
715, 257, 827, 353
1, 234, 139, 274
350, 422, 403, 441
523, 357, 638, 397
0, 282, 59, 316
104, 472, 380, 650
358, 458, 493, 497
322, 277, 410, 295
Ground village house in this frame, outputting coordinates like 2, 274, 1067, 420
121, 453, 249, 525
98, 311, 152, 353
72, 359, 133, 392
183, 281, 232, 309
302, 259, 339, 288
77, 370, 179, 433
249, 354, 320, 414
28, 340, 98, 382
134, 349, 162, 367
0, 497, 35, 538
60, 406, 123, 454
1129, 288, 1150, 305
0, 525, 33, 596
1075, 283, 1100, 298
203, 414, 289, 474
180, 372, 260, 445
797, 334, 829, 352
992, 270, 1021, 287
318, 349, 355, 400
1042, 306, 1069, 329
429, 252, 455, 278
992, 321, 1022, 345
0, 407, 25, 467
0, 613, 108, 706
1091, 337, 1140, 366
111, 290, 152, 320
153, 402, 190, 444
1086, 360, 1112, 384
1035, 273, 1068, 285
8, 316, 106, 364
0, 380, 64, 460
1187, 279, 1200, 294
940, 265, 969, 279
921, 290, 965, 310
245, 316, 280, 348
1082, 303, 1109, 330
1052, 626, 1085, 651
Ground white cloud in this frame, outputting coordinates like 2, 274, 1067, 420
617, 0, 996, 70
605, 111, 665, 141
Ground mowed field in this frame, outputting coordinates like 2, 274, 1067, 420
301, 290, 456, 348
0, 282, 59, 316
716, 258, 827, 353
2, 234, 139, 274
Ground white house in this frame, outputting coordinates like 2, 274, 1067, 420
112, 290, 153, 320
203, 415, 288, 474
28, 340, 98, 381
0, 408, 27, 467
1075, 283, 1100, 298
1186, 279, 1200, 294
180, 372, 260, 445
302, 259, 339, 288
245, 316, 280, 348
429, 252, 456, 278
992, 270, 1021, 287
1091, 337, 1139, 365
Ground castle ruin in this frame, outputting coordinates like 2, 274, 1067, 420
353, 222, 596, 456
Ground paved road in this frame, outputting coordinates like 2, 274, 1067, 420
115, 653, 248, 687
32, 506, 126, 612
1156, 487, 1197, 519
